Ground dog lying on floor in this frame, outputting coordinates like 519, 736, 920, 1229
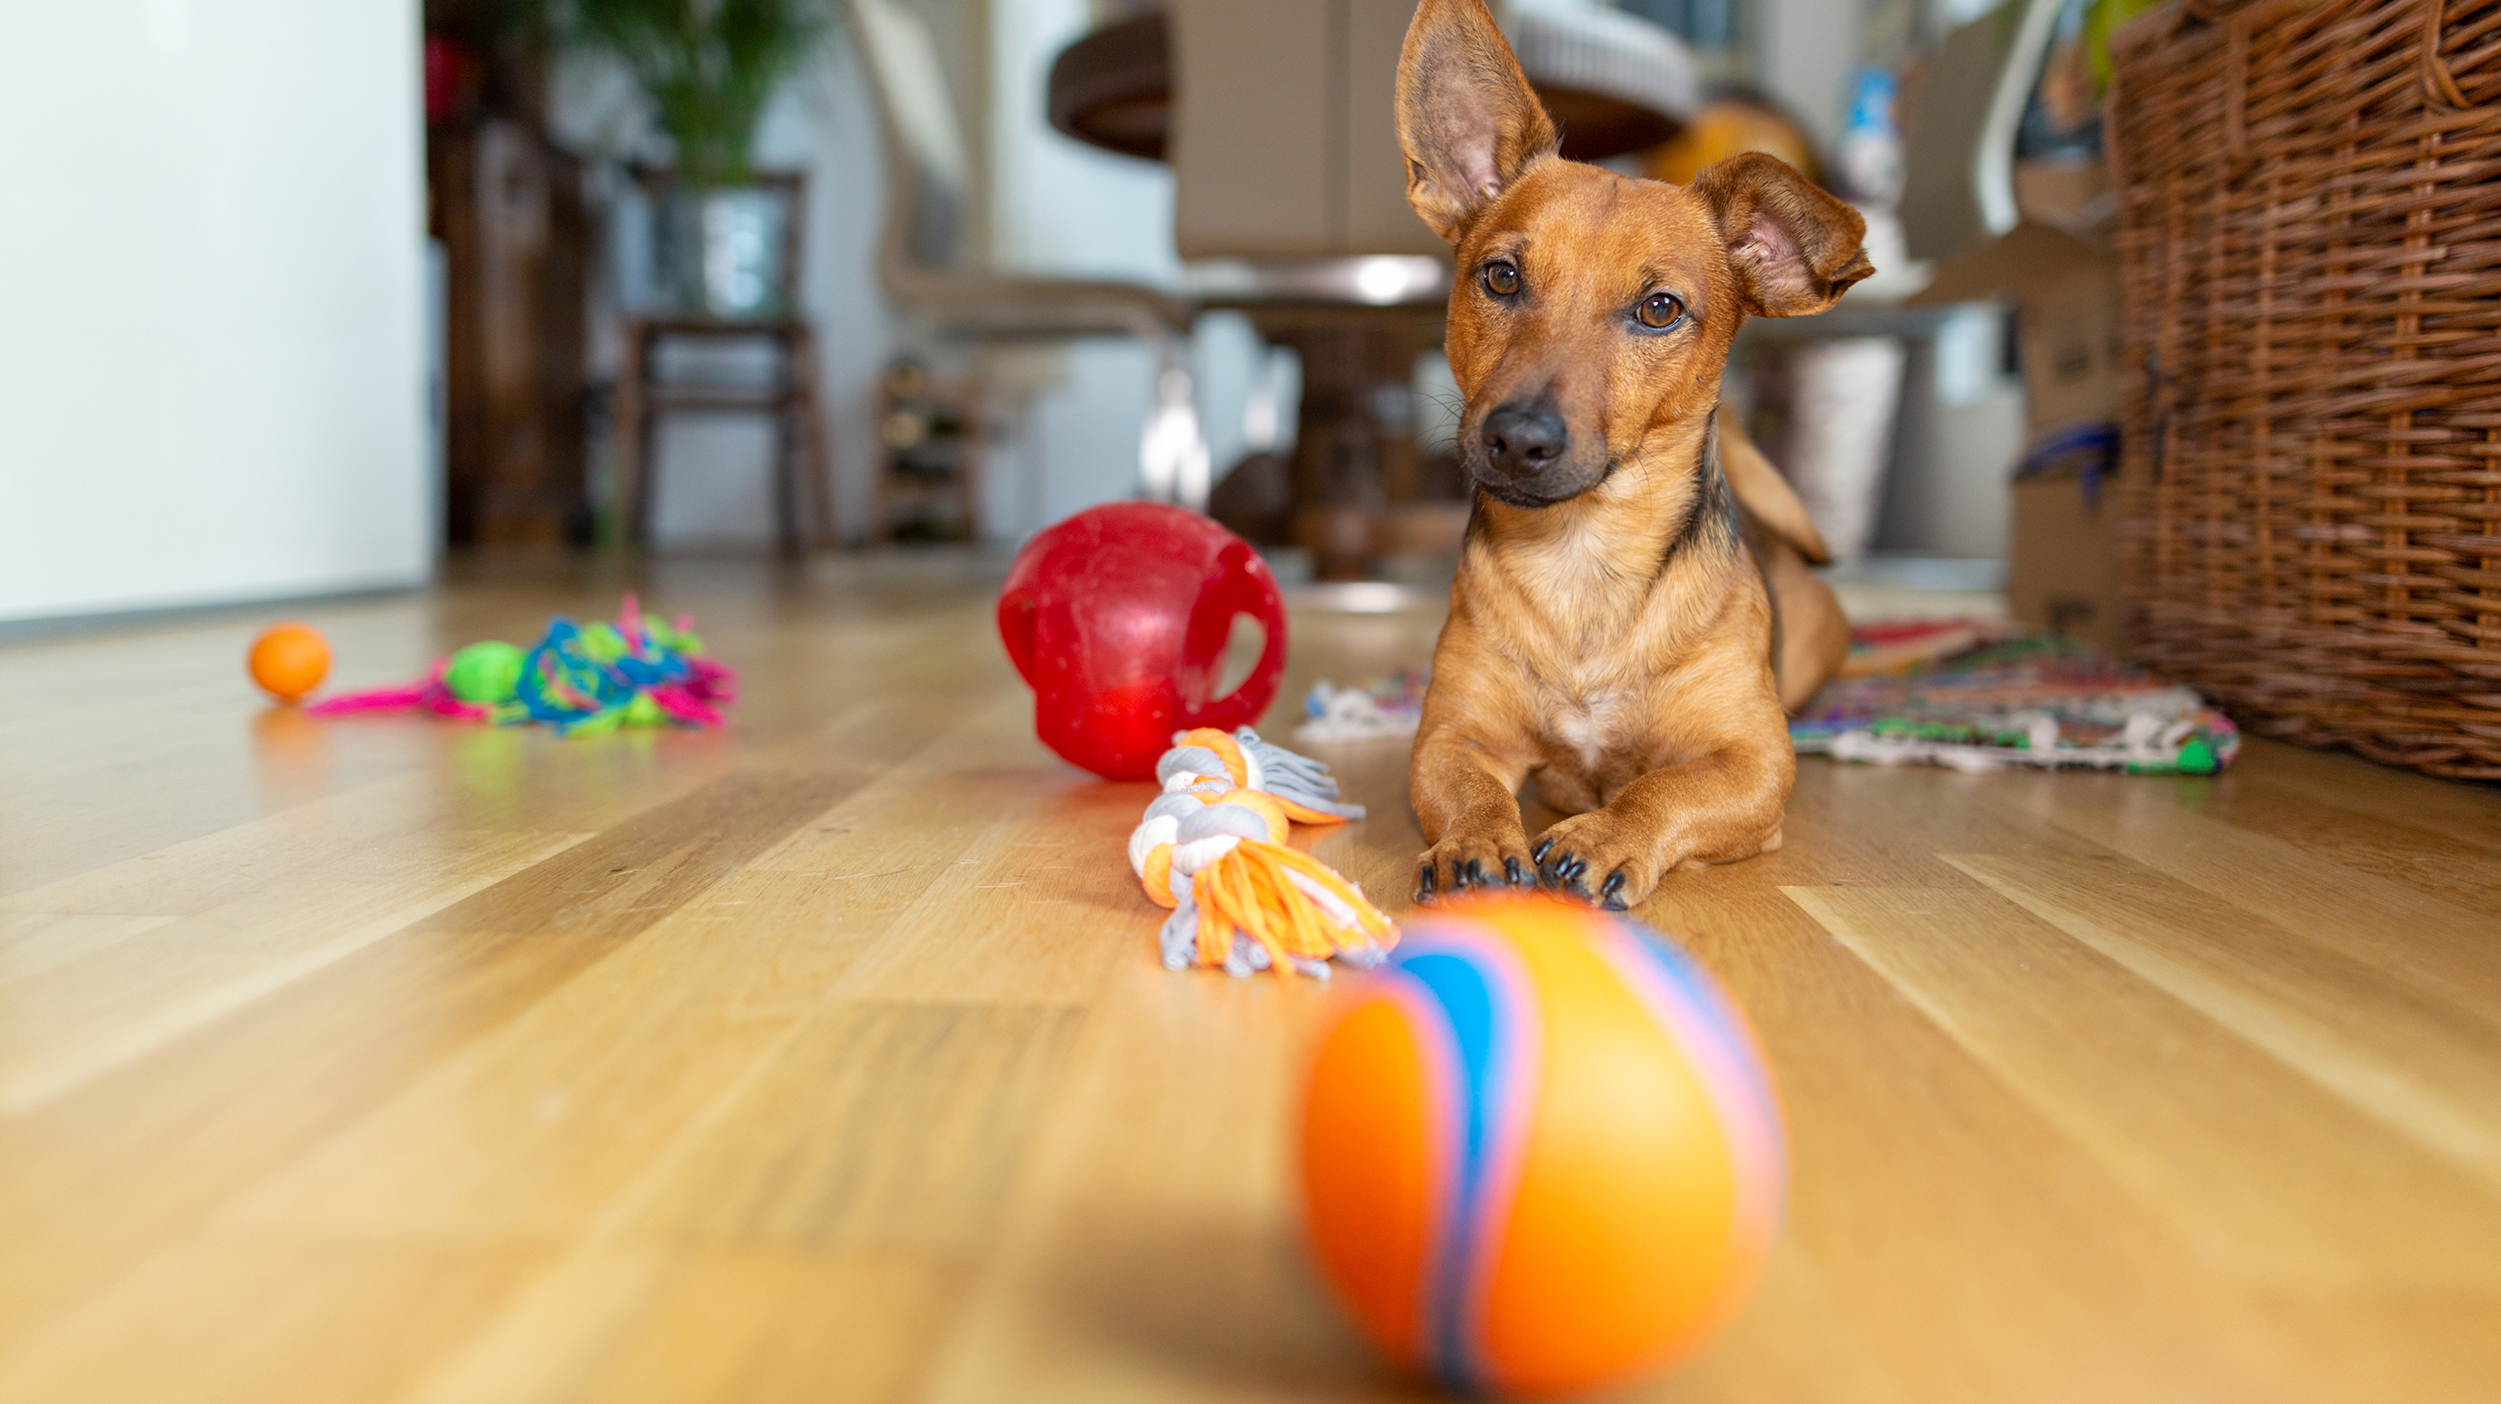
1398, 0, 1866, 911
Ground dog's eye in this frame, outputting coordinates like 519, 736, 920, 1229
1481, 260, 1521, 297
1636, 292, 1684, 329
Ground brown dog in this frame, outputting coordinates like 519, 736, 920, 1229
1399, 0, 1867, 911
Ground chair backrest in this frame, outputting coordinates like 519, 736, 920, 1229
844, 0, 975, 274
1167, 0, 1446, 261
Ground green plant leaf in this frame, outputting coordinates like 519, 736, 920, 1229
522, 0, 830, 184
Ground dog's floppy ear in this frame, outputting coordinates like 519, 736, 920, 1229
1396, 0, 1557, 244
1694, 152, 1874, 317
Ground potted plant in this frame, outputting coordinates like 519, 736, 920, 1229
523, 0, 830, 317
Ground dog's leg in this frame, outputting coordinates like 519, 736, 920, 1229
1532, 741, 1792, 909
1410, 727, 1540, 903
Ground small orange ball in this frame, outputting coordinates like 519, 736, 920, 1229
248, 623, 331, 703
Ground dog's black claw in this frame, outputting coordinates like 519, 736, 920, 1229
1462, 858, 1486, 888
1415, 863, 1437, 903
1505, 856, 1527, 887
1531, 837, 1555, 863
1559, 855, 1587, 882
1600, 870, 1629, 910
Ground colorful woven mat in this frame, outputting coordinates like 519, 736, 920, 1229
1838, 617, 2022, 677
1792, 633, 2239, 775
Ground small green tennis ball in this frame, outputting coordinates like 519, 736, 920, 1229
444, 641, 527, 704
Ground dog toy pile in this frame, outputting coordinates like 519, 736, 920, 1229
1792, 634, 2239, 774
1129, 727, 1396, 978
1294, 667, 1431, 744
306, 594, 735, 735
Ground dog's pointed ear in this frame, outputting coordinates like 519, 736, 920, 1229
1396, 0, 1557, 244
1694, 152, 1875, 317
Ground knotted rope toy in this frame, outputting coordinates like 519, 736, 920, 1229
1128, 727, 1394, 978
307, 594, 736, 736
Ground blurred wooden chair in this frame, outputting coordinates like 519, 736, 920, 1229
613, 168, 831, 556
844, 0, 1208, 508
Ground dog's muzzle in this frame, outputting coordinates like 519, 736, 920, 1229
1469, 399, 1604, 506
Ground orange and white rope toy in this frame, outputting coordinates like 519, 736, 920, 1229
1129, 727, 1394, 978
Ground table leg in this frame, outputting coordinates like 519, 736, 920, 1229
1260, 319, 1440, 581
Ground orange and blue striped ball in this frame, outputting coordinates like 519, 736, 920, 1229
1296, 894, 1786, 1398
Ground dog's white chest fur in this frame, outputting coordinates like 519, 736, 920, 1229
1547, 681, 1634, 773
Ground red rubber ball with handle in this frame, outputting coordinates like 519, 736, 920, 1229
998, 503, 1287, 781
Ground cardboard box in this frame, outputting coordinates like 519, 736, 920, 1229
2008, 467, 2123, 648
1911, 217, 2127, 644
1909, 219, 2122, 440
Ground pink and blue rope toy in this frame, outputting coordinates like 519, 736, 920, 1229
306, 594, 736, 735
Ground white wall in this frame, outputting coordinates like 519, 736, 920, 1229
0, 0, 430, 624
1754, 0, 1860, 147
988, 0, 1180, 284
793, 37, 904, 546
1874, 305, 2022, 559
976, 0, 1188, 542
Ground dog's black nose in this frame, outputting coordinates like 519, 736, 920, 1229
1480, 402, 1566, 480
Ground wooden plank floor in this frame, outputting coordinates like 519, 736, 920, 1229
3, 551, 2498, 1403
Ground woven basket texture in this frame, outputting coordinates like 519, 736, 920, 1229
2110, 0, 2501, 778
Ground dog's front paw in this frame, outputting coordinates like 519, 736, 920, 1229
1533, 812, 1663, 911
1414, 830, 1539, 906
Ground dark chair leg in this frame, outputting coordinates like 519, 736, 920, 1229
618, 324, 660, 550
634, 409, 661, 550
789, 327, 834, 549
772, 339, 801, 558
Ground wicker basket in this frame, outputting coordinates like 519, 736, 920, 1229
2108, 0, 2501, 778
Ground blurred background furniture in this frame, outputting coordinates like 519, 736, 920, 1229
431, 116, 595, 548
1050, 2, 1698, 169
612, 169, 830, 556
876, 361, 986, 542
1050, 0, 1697, 578
845, 0, 1208, 507
1728, 0, 2074, 575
